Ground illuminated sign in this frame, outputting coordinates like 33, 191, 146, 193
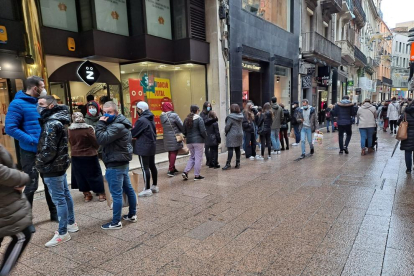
242, 62, 261, 72
77, 60, 100, 86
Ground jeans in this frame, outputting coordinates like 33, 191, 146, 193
138, 155, 158, 190
184, 143, 204, 176
260, 132, 272, 157
301, 127, 313, 155
338, 124, 352, 150
168, 151, 178, 172
43, 174, 75, 235
105, 166, 137, 224
271, 129, 281, 151
293, 125, 300, 143
244, 132, 256, 158
227, 146, 241, 162
326, 120, 334, 132
405, 151, 413, 171
359, 127, 375, 149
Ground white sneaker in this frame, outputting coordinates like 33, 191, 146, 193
277, 151, 281, 155
268, 156, 272, 160
271, 151, 278, 155
150, 185, 159, 193
241, 150, 245, 155
67, 223, 79, 233
256, 155, 264, 160
249, 156, 255, 160
45, 231, 71, 247
292, 143, 298, 146
138, 189, 153, 197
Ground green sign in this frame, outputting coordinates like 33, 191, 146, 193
347, 80, 354, 86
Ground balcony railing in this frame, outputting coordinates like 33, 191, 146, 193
321, 0, 342, 14
353, 0, 366, 28
382, 76, 393, 86
368, 57, 380, 68
302, 32, 342, 66
354, 46, 367, 65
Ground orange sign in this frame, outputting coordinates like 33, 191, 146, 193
410, 44, 414, 62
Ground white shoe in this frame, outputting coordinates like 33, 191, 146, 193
268, 156, 272, 160
138, 189, 153, 197
256, 155, 264, 160
150, 185, 159, 193
67, 223, 79, 233
249, 156, 255, 160
277, 151, 281, 155
271, 151, 278, 155
292, 143, 298, 146
45, 231, 71, 247
241, 150, 245, 155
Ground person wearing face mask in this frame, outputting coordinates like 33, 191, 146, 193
200, 101, 215, 166
290, 101, 301, 146
5, 76, 58, 226
296, 99, 319, 159
84, 100, 101, 128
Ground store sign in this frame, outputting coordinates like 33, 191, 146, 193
347, 80, 354, 87
95, 0, 129, 36
77, 61, 100, 86
355, 88, 362, 95
242, 62, 261, 72
0, 26, 7, 44
302, 75, 312, 89
145, 0, 172, 40
317, 66, 331, 86
40, 0, 78, 32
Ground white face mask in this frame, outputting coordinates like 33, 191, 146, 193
292, 104, 295, 108
89, 108, 97, 116
36, 87, 47, 97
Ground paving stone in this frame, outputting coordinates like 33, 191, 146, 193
185, 220, 225, 240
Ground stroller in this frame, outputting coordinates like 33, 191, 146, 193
365, 125, 378, 151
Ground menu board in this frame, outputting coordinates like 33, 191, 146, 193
95, 0, 129, 36
145, 0, 172, 40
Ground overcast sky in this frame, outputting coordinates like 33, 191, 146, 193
381, 0, 414, 28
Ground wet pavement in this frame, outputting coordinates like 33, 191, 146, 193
4, 125, 414, 276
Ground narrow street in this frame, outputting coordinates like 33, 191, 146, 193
5, 126, 413, 276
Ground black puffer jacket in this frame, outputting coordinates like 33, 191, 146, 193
281, 109, 291, 129
95, 114, 133, 167
160, 111, 184, 152
35, 105, 71, 177
256, 111, 273, 135
132, 110, 157, 156
205, 120, 221, 147
242, 111, 255, 133
183, 114, 207, 144
401, 106, 414, 151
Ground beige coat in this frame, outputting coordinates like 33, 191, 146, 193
357, 103, 377, 128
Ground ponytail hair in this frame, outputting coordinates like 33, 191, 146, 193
185, 105, 200, 129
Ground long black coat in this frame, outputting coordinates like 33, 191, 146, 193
131, 110, 157, 156
160, 111, 184, 152
205, 120, 221, 147
401, 106, 414, 151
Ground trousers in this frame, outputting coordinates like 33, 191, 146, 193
138, 155, 158, 190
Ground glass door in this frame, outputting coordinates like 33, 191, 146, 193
0, 79, 17, 163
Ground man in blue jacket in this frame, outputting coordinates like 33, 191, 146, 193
5, 76, 57, 221
332, 95, 356, 154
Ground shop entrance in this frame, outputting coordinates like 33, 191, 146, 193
318, 90, 328, 124
248, 72, 262, 106
242, 59, 263, 106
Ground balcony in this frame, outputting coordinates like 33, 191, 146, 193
321, 0, 342, 14
353, 0, 366, 29
336, 40, 355, 64
382, 76, 393, 86
354, 46, 367, 67
305, 0, 318, 11
365, 57, 375, 75
339, 0, 354, 22
302, 32, 342, 67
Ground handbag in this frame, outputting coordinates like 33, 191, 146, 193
178, 142, 190, 155
396, 113, 408, 141
166, 113, 184, 142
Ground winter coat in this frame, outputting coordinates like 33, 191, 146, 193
256, 111, 273, 135
380, 105, 389, 119
387, 102, 400, 121
357, 103, 377, 129
131, 110, 157, 156
160, 111, 184, 152
95, 114, 133, 167
271, 103, 284, 130
85, 114, 99, 128
225, 113, 243, 147
183, 114, 207, 144
296, 107, 319, 132
68, 123, 99, 157
325, 108, 334, 121
0, 144, 32, 238
200, 111, 209, 122
242, 111, 255, 133
84, 101, 101, 128
332, 100, 355, 126
281, 109, 291, 129
205, 120, 221, 147
291, 107, 299, 125
401, 106, 414, 151
5, 91, 41, 153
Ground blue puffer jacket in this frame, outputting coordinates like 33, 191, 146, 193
5, 91, 41, 153
332, 100, 356, 126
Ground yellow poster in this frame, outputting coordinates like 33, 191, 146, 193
146, 78, 171, 134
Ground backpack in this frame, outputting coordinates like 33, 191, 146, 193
325, 110, 331, 119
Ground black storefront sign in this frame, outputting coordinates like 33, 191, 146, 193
355, 88, 362, 95
317, 66, 331, 86
77, 60, 100, 86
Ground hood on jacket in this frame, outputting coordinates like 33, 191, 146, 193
40, 105, 71, 125
86, 101, 101, 117
361, 102, 374, 109
271, 103, 280, 110
68, 122, 93, 130
113, 114, 132, 129
228, 113, 243, 121
337, 99, 353, 107
139, 110, 154, 121
193, 114, 201, 120
14, 90, 38, 104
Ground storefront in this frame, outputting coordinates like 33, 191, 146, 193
274, 66, 291, 106
242, 59, 263, 106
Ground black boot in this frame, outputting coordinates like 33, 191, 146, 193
235, 160, 240, 169
222, 161, 231, 170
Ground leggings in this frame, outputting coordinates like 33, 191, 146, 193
0, 227, 32, 276
244, 132, 256, 158
227, 147, 240, 162
390, 120, 398, 133
168, 151, 178, 172
280, 129, 289, 149
260, 132, 272, 157
138, 155, 158, 190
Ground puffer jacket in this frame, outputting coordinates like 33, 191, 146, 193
84, 101, 101, 128
401, 106, 414, 151
95, 114, 133, 167
225, 113, 244, 147
0, 144, 32, 238
296, 106, 319, 132
271, 103, 284, 130
205, 120, 221, 147
183, 114, 207, 144
160, 111, 184, 152
35, 105, 71, 177
387, 102, 400, 121
357, 103, 377, 128
281, 109, 290, 129
256, 111, 273, 135
5, 91, 41, 153
131, 110, 157, 156
332, 99, 355, 125
242, 111, 255, 133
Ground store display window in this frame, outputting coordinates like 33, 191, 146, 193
274, 66, 291, 106
120, 62, 206, 137
40, 0, 78, 32
242, 0, 291, 32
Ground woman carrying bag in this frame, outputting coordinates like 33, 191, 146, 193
400, 101, 414, 174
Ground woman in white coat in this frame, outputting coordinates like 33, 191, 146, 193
387, 97, 400, 135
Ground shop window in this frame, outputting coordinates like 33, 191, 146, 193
120, 62, 206, 137
274, 66, 291, 106
95, 0, 129, 36
173, 0, 187, 39
242, 0, 291, 32
145, 0, 172, 39
39, 0, 78, 32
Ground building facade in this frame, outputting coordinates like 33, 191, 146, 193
375, 19, 392, 102
391, 31, 411, 98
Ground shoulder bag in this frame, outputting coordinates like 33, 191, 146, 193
396, 113, 408, 141
166, 113, 184, 142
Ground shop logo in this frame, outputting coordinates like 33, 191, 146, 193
158, 17, 165, 25
77, 60, 100, 86
58, 3, 67, 11
111, 11, 119, 20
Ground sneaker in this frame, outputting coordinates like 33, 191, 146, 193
339, 150, 344, 154
292, 143, 299, 146
138, 189, 153, 197
256, 155, 264, 160
271, 151, 278, 155
173, 168, 179, 174
101, 222, 122, 230
268, 156, 272, 160
167, 171, 175, 177
249, 156, 255, 160
67, 223, 79, 233
150, 185, 159, 193
182, 172, 188, 180
277, 151, 281, 155
300, 154, 306, 159
45, 231, 71, 247
310, 148, 314, 155
194, 175, 205, 181
122, 214, 137, 223
344, 148, 349, 154
406, 170, 412, 174
241, 150, 245, 155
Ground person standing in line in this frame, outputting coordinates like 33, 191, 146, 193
256, 103, 273, 160
80, 94, 95, 117
5, 76, 57, 222
35, 96, 79, 247
296, 99, 319, 159
95, 101, 137, 230
357, 99, 377, 156
205, 111, 221, 168
401, 101, 414, 174
380, 101, 390, 132
279, 103, 290, 151
332, 95, 355, 154
325, 104, 335, 133
131, 102, 158, 197
160, 102, 184, 177
387, 97, 400, 135
270, 97, 284, 155
290, 101, 301, 146
200, 101, 213, 166
182, 105, 207, 181
68, 112, 105, 202
84, 100, 101, 128
242, 102, 257, 160
222, 104, 244, 170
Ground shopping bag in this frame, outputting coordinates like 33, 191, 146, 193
312, 133, 324, 145
396, 114, 408, 141
290, 131, 296, 139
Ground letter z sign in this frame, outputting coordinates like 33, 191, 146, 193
77, 60, 100, 86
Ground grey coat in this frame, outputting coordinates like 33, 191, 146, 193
225, 113, 244, 147
183, 114, 207, 144
160, 112, 184, 151
271, 103, 284, 130
0, 145, 32, 238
